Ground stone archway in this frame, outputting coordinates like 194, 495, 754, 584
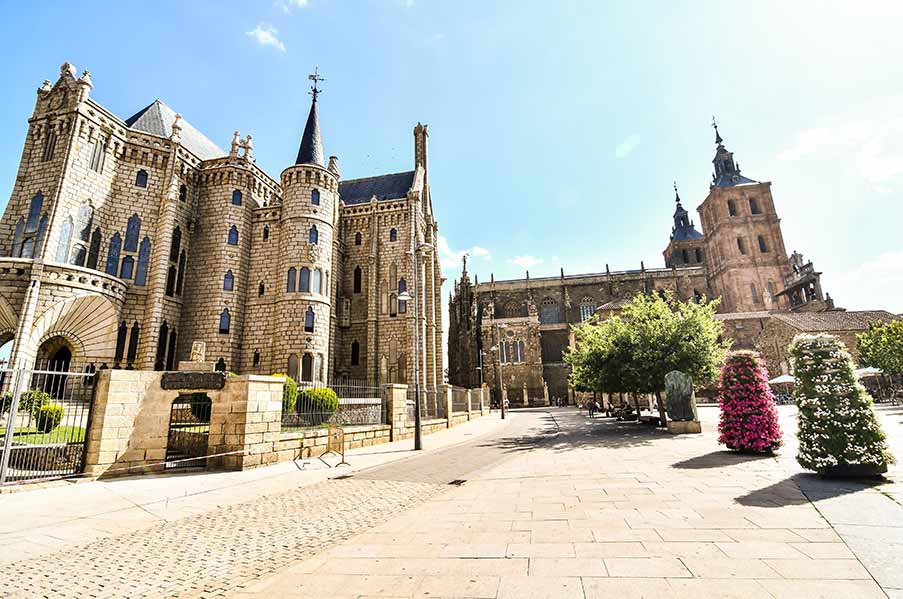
0, 295, 18, 368
24, 293, 119, 368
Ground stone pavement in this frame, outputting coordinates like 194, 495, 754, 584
237, 405, 902, 598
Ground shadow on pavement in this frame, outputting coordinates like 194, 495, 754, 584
672, 450, 775, 470
736, 473, 888, 508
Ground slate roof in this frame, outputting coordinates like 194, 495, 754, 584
771, 310, 896, 332
339, 171, 415, 206
125, 100, 225, 161
295, 99, 324, 167
713, 171, 758, 187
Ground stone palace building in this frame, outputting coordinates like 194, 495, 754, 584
448, 124, 894, 405
0, 62, 443, 388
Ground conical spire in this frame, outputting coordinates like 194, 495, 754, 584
673, 180, 682, 206
295, 68, 325, 167
712, 116, 723, 146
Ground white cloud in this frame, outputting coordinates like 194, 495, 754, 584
277, 0, 308, 14
509, 255, 543, 269
436, 235, 492, 276
245, 23, 286, 53
777, 96, 903, 193
829, 250, 903, 315
614, 134, 641, 159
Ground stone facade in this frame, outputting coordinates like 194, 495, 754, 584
0, 62, 442, 388
449, 124, 855, 400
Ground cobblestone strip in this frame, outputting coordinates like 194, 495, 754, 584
1, 479, 444, 598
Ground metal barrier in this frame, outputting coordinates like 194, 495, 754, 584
165, 393, 212, 470
282, 378, 384, 431
451, 386, 469, 413
1, 363, 97, 485
406, 387, 445, 421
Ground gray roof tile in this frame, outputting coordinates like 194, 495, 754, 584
125, 100, 225, 161
339, 171, 415, 206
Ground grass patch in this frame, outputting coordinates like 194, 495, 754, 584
10, 425, 86, 445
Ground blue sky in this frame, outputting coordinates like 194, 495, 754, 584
1, 0, 902, 316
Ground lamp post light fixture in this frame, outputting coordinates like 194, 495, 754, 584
398, 241, 433, 451
495, 322, 509, 419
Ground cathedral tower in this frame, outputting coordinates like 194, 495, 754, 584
698, 124, 792, 313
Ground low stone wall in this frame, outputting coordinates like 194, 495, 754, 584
275, 424, 392, 461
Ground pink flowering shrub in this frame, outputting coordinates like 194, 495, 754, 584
718, 351, 782, 453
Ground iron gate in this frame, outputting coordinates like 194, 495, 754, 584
0, 365, 97, 485
165, 393, 212, 470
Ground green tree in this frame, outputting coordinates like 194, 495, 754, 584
565, 291, 729, 425
857, 319, 903, 377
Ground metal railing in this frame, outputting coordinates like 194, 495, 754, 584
451, 386, 469, 413
1, 362, 97, 485
406, 387, 445, 421
281, 377, 384, 431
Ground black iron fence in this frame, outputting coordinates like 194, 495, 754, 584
1, 362, 97, 485
281, 378, 384, 431
165, 393, 212, 470
450, 386, 469, 413
406, 386, 445, 421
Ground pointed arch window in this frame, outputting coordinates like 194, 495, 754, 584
127, 322, 140, 367
390, 293, 398, 317
398, 278, 407, 314
125, 214, 141, 252
304, 306, 315, 333
165, 266, 177, 296
227, 225, 239, 245
253, 351, 260, 368
312, 268, 322, 294
169, 226, 182, 262
215, 358, 226, 372
135, 237, 151, 286
90, 139, 106, 173
757, 235, 769, 253
76, 204, 93, 243
579, 298, 596, 322
223, 270, 234, 291
353, 266, 362, 293
308, 225, 318, 244
115, 321, 128, 366
176, 250, 186, 295
288, 354, 299, 380
25, 192, 43, 233
120, 255, 134, 279
43, 129, 57, 162
135, 169, 148, 188
750, 283, 761, 304
299, 267, 310, 292
219, 309, 231, 334
539, 297, 560, 324
311, 189, 320, 205
301, 354, 313, 382
389, 228, 397, 242
105, 232, 121, 275
11, 217, 24, 258
70, 243, 87, 267
351, 340, 360, 366
178, 184, 187, 202
286, 267, 297, 292
231, 189, 242, 206
165, 328, 178, 371
87, 227, 102, 270
354, 232, 362, 246
258, 281, 266, 296
263, 225, 269, 241
154, 321, 168, 371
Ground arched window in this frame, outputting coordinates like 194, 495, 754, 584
223, 270, 234, 291
737, 237, 747, 255
301, 354, 313, 381
25, 192, 43, 233
304, 306, 315, 333
263, 225, 269, 241
69, 243, 87, 267
286, 267, 297, 292
351, 340, 360, 366
398, 278, 407, 293
539, 297, 560, 324
311, 189, 320, 205
179, 184, 187, 201
518, 340, 526, 363
76, 204, 93, 243
215, 358, 226, 372
354, 232, 362, 246
135, 237, 151, 286
579, 298, 596, 322
750, 283, 761, 304
115, 321, 128, 366
227, 225, 239, 245
258, 281, 265, 296
176, 250, 186, 295
219, 309, 231, 334
125, 214, 141, 252
757, 235, 769, 253
90, 139, 106, 172
253, 351, 260, 368
288, 354, 299, 380
390, 293, 398, 317
120, 255, 134, 279
11, 217, 25, 258
87, 227, 102, 270
299, 267, 311, 292
154, 321, 168, 371
166, 266, 177, 296
727, 199, 737, 217
231, 189, 242, 206
312, 268, 322, 294
695, 248, 702, 263
169, 226, 182, 262
165, 328, 178, 371
389, 228, 397, 241
353, 266, 362, 293
749, 197, 761, 214
308, 225, 318, 244
135, 170, 148, 188
43, 128, 57, 161
105, 232, 121, 275
127, 322, 140, 367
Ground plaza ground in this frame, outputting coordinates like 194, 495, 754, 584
1, 404, 901, 598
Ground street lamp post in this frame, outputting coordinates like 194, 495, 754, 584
495, 323, 508, 419
398, 240, 432, 451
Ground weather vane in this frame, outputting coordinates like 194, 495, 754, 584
309, 66, 326, 102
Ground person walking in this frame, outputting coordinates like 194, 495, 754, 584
588, 400, 596, 418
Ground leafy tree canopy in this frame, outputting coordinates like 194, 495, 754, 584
857, 319, 903, 376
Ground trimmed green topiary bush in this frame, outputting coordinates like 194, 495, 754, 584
271, 373, 298, 413
302, 387, 339, 425
35, 403, 64, 433
790, 333, 894, 476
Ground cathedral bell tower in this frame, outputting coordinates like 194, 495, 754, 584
276, 69, 340, 382
698, 121, 792, 313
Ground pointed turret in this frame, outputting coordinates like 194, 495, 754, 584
295, 68, 326, 166
709, 119, 756, 187
670, 182, 702, 241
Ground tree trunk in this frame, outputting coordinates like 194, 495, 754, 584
654, 390, 667, 428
